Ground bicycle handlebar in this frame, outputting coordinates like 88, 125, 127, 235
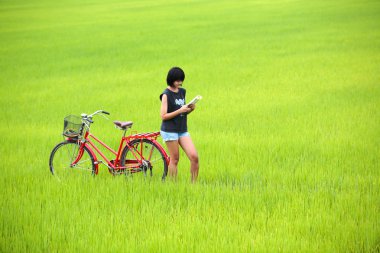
81, 110, 110, 124
88, 110, 110, 117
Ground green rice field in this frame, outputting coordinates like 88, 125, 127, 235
1, 0, 379, 252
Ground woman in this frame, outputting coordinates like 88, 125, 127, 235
159, 67, 199, 182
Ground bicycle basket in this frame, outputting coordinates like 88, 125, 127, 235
63, 115, 83, 137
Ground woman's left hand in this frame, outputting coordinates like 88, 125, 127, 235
188, 104, 196, 111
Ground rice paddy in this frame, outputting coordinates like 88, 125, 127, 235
0, 0, 379, 252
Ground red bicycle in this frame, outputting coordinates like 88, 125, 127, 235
49, 110, 170, 181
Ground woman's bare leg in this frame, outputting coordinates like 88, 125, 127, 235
179, 136, 199, 182
165, 140, 179, 180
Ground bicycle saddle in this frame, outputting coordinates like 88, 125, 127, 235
113, 121, 133, 130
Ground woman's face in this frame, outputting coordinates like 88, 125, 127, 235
173, 80, 183, 88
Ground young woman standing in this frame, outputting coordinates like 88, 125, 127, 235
159, 67, 199, 182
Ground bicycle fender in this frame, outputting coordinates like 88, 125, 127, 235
84, 143, 99, 174
66, 138, 99, 174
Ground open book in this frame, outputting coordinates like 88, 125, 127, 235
186, 95, 202, 107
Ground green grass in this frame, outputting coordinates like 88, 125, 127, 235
1, 0, 379, 252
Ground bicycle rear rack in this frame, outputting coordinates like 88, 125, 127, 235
126, 131, 160, 141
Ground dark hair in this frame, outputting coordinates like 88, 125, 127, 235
166, 67, 185, 87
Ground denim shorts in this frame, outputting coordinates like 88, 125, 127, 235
160, 130, 190, 142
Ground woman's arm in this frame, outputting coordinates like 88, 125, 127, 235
160, 94, 191, 121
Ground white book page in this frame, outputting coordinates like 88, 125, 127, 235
186, 95, 202, 106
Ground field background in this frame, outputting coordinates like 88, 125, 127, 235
1, 0, 379, 252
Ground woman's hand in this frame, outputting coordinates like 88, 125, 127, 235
179, 105, 192, 114
188, 104, 196, 111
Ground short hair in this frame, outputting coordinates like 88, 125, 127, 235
166, 67, 185, 87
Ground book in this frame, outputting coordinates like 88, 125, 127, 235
186, 95, 202, 107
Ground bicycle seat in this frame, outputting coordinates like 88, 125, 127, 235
113, 121, 133, 130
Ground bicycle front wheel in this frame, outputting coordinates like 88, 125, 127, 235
49, 141, 96, 180
120, 139, 168, 181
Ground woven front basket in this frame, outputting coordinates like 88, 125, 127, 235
63, 115, 82, 137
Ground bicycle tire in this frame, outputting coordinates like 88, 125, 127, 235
120, 138, 168, 181
49, 140, 96, 180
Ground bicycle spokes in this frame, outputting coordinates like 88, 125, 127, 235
121, 139, 167, 180
50, 142, 95, 180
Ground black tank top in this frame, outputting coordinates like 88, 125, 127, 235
159, 88, 187, 133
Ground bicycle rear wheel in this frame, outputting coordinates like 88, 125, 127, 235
49, 141, 95, 180
120, 139, 168, 181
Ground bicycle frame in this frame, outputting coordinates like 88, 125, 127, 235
69, 130, 170, 175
